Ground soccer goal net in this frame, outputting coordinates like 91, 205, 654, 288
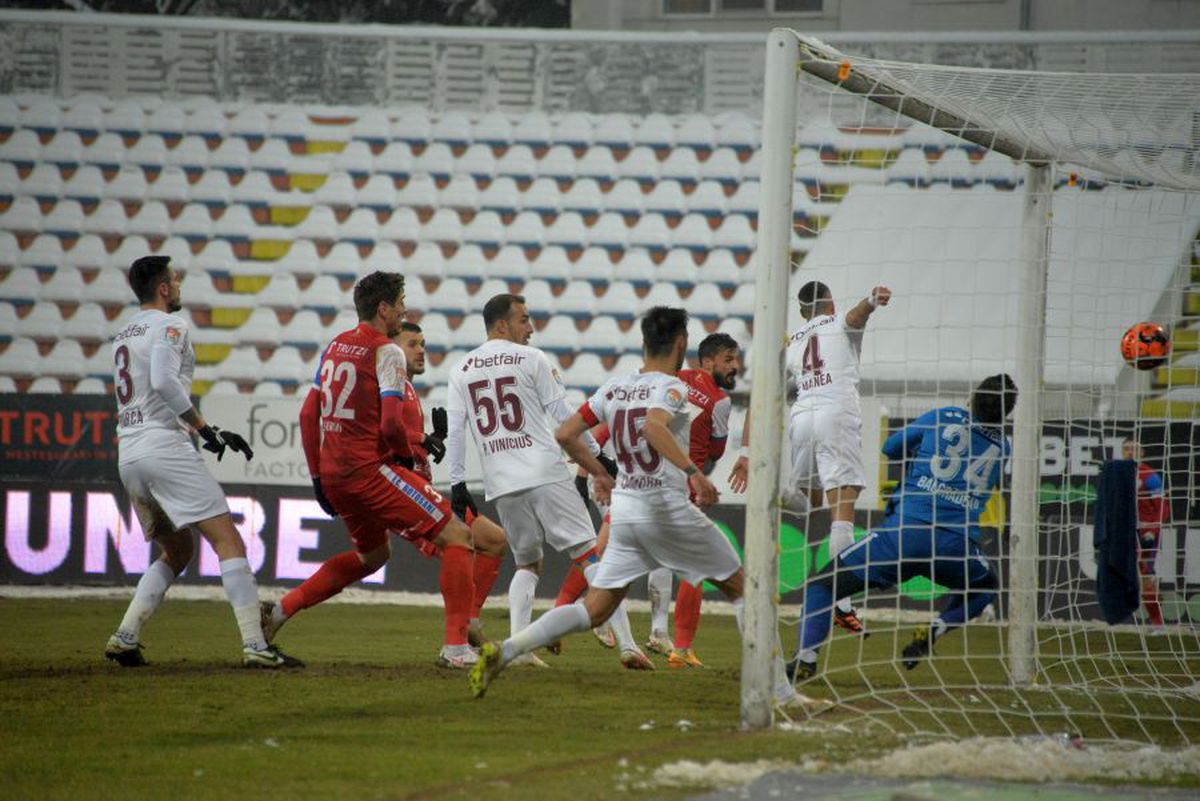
741, 30, 1200, 745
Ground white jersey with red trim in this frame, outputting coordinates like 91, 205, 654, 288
584, 370, 691, 523
446, 338, 572, 500
785, 312, 863, 414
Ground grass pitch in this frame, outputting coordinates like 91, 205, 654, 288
2, 597, 1198, 801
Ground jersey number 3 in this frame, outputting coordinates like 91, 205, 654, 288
319, 360, 357, 420
930, 424, 999, 492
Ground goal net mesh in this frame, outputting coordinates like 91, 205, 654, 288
765, 33, 1200, 745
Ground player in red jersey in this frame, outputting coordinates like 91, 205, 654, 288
564, 333, 742, 667
393, 320, 507, 662
260, 272, 477, 666
1122, 437, 1169, 626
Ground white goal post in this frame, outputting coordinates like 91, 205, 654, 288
742, 29, 1200, 730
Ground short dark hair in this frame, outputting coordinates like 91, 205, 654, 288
483, 293, 526, 330
399, 321, 422, 334
698, 332, 739, 362
797, 280, 832, 318
641, 306, 689, 358
353, 271, 405, 321
970, 373, 1018, 424
128, 255, 172, 304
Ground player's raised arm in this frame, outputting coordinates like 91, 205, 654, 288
881, 408, 937, 460
844, 285, 892, 330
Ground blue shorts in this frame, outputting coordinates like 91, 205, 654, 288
836, 515, 993, 592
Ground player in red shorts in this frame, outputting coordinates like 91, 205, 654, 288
1122, 437, 1169, 626
563, 333, 742, 667
260, 272, 477, 666
393, 320, 507, 664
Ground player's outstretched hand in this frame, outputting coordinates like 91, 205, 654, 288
451, 482, 477, 521
592, 473, 615, 506
596, 453, 618, 479
199, 425, 254, 462
870, 286, 892, 307
431, 407, 448, 440
689, 471, 718, 509
422, 434, 447, 464
728, 455, 749, 494
311, 477, 338, 518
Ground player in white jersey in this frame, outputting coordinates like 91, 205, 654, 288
445, 293, 651, 670
730, 280, 890, 634
469, 306, 831, 713
104, 256, 300, 669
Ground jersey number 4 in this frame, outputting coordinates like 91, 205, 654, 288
611, 407, 662, 474
319, 360, 357, 420
468, 377, 524, 436
801, 336, 825, 375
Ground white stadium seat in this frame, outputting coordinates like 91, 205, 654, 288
297, 275, 349, 313
321, 241, 365, 278
537, 145, 577, 183
186, 102, 227, 140
505, 211, 545, 249
428, 277, 471, 316
617, 248, 657, 287
573, 247, 614, 286
63, 234, 108, 271
63, 99, 105, 137
643, 180, 687, 219
544, 211, 589, 251
474, 112, 513, 149
84, 267, 137, 306
522, 178, 562, 215
585, 212, 628, 252
413, 142, 455, 181
41, 339, 87, 378
212, 204, 258, 243
563, 353, 608, 392
496, 144, 537, 183
0, 337, 40, 376
41, 266, 86, 305
380, 207, 420, 242
479, 176, 519, 215
657, 249, 699, 288
687, 283, 727, 321
337, 208, 380, 247
16, 301, 63, 340
526, 245, 571, 285
443, 243, 487, 282
392, 107, 433, 148
594, 281, 640, 320
487, 245, 530, 282
686, 180, 727, 217
262, 345, 311, 385
236, 307, 283, 347
659, 148, 700, 185
440, 174, 480, 210
594, 114, 636, 151
0, 129, 42, 167
348, 108, 390, 147
513, 111, 552, 150
164, 134, 209, 171
374, 141, 413, 180
712, 214, 756, 253
314, 171, 357, 207
356, 173, 399, 210
27, 376, 63, 393
676, 115, 715, 152
19, 235, 64, 271
700, 147, 743, 185
334, 140, 375, 177
1, 196, 43, 234
396, 174, 439, 209
576, 146, 617, 183
73, 376, 108, 394
551, 113, 592, 149
172, 202, 214, 241
616, 146, 659, 184
459, 143, 497, 181
24, 98, 62, 134
41, 201, 85, 239
517, 279, 555, 318
537, 315, 580, 354
638, 282, 683, 315
556, 280, 595, 319
628, 213, 672, 252
420, 207, 463, 245
432, 111, 472, 148
145, 166, 190, 204
561, 178, 606, 216
22, 162, 64, 200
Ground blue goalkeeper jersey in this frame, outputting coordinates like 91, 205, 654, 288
881, 406, 1011, 539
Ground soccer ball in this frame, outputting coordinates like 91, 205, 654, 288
1120, 322, 1171, 370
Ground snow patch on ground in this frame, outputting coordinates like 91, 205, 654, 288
859, 738, 1200, 784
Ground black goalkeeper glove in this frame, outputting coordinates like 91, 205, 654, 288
422, 435, 446, 464
198, 425, 254, 462
596, 452, 618, 479
450, 482, 477, 521
431, 406, 448, 440
575, 473, 590, 504
311, 478, 337, 518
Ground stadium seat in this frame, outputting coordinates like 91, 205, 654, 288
0, 337, 40, 376
294, 205, 340, 243
594, 114, 636, 152
24, 98, 62, 135
268, 238, 319, 278
537, 315, 580, 354
537, 145, 577, 183
42, 200, 86, 241
226, 106, 269, 146
701, 249, 742, 289
586, 212, 628, 253
617, 248, 657, 287
496, 144, 537, 183
459, 143, 497, 181
297, 275, 349, 314
726, 180, 760, 218
561, 178, 607, 216
544, 211, 589, 251
474, 278, 510, 304
576, 316, 624, 356
417, 207, 462, 246
127, 134, 168, 171
262, 345, 311, 385
727, 283, 756, 320
332, 140, 374, 179
628, 213, 672, 252
513, 111, 552, 151
443, 243, 487, 283
185, 102, 227, 141
716, 316, 751, 346
235, 307, 283, 348
594, 281, 640, 321
712, 214, 755, 254
1, 196, 42, 235
379, 206, 420, 242
413, 312, 451, 353
505, 210, 546, 249
0, 161, 19, 201
644, 180, 686, 220
676, 115, 716, 154
145, 103, 187, 141
21, 162, 64, 202
576, 146, 617, 183
616, 146, 659, 185
80, 132, 125, 172
392, 107, 433, 148
370, 142, 411, 182
449, 315, 486, 350
518, 279, 555, 318
978, 149, 1020, 188
473, 112, 513, 150
714, 114, 759, 155
73, 376, 108, 394
172, 202, 214, 242
487, 244, 530, 282
440, 174, 480, 211
551, 113, 592, 150
0, 301, 15, 341
19, 235, 64, 271
323, 308, 359, 340
687, 283, 727, 321
657, 249, 699, 289
359, 239, 405, 275
16, 301, 63, 340
413, 142, 455, 182
563, 353, 608, 392
432, 111, 472, 150
84, 267, 135, 307
479, 175, 520, 215
0, 375, 14, 392
0, 129, 41, 170
63, 234, 108, 271
205, 379, 241, 396
347, 109, 389, 151
659, 148, 700, 186
526, 245, 571, 285
337, 208, 380, 248
395, 174, 438, 212
100, 98, 144, 141
638, 282, 683, 315
686, 180, 728, 218
27, 376, 63, 393
886, 148, 931, 186
699, 147, 743, 186
428, 277, 471, 316
355, 173, 399, 211
314, 170, 357, 207
214, 346, 266, 383
556, 280, 596, 320
929, 148, 976, 187
260, 274, 303, 312
145, 165, 190, 204
320, 241, 365, 279
0, 231, 17, 269
522, 177, 562, 215
226, 171, 277, 209
212, 204, 258, 244
685, 317, 708, 355
196, 170, 236, 208
99, 166, 144, 204
253, 380, 288, 398
572, 247, 614, 286
165, 134, 209, 173
41, 339, 87, 379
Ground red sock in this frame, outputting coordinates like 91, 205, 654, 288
471, 552, 502, 619
280, 551, 375, 618
673, 580, 703, 650
440, 545, 474, 646
554, 565, 589, 607
1144, 588, 1163, 626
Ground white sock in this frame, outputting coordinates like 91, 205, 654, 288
932, 617, 948, 640
583, 561, 637, 652
732, 597, 795, 702
647, 567, 672, 636
829, 520, 856, 614
116, 560, 176, 640
502, 603, 591, 663
508, 568, 539, 636
220, 557, 267, 650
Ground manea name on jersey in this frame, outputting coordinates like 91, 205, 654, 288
785, 312, 864, 413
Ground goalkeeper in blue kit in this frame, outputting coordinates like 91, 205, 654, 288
787, 374, 1016, 680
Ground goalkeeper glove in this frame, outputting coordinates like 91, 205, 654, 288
198, 425, 254, 462
311, 478, 337, 518
596, 453, 618, 479
423, 406, 448, 463
575, 473, 590, 504
450, 482, 477, 521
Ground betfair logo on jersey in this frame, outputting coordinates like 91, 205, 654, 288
462, 352, 526, 371
608, 384, 652, 402
113, 324, 147, 342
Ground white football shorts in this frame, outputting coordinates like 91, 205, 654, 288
493, 478, 596, 566
786, 404, 866, 494
119, 447, 229, 537
591, 501, 741, 590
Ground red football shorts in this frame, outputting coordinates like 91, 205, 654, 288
324, 463, 451, 554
